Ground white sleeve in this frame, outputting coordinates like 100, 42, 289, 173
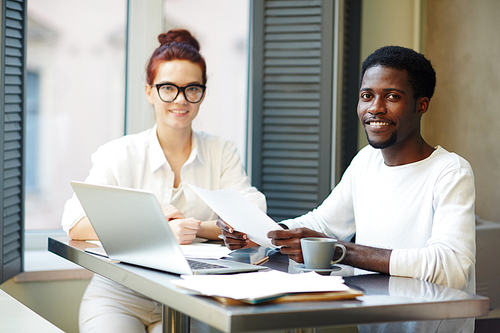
279, 164, 356, 241
60, 193, 86, 234
60, 145, 120, 234
390, 164, 476, 291
219, 141, 267, 213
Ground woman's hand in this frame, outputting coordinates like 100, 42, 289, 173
162, 204, 200, 244
162, 204, 185, 221
168, 218, 202, 244
267, 227, 328, 263
68, 216, 98, 241
216, 219, 258, 250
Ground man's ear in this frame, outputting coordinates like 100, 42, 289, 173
417, 97, 430, 115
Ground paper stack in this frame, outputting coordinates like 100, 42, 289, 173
174, 270, 362, 304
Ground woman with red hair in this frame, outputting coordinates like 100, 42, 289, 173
61, 29, 266, 333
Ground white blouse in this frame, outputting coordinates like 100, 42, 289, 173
61, 126, 266, 233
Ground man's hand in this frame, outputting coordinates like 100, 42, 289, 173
267, 227, 328, 263
216, 219, 258, 250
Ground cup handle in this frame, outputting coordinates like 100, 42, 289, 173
331, 244, 346, 264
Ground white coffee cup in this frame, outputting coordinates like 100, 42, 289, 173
300, 237, 346, 269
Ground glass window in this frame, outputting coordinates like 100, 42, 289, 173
26, 71, 40, 193
163, 0, 250, 162
25, 0, 127, 230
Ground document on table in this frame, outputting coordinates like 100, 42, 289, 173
175, 270, 350, 303
188, 185, 283, 248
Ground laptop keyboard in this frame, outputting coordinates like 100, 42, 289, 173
187, 259, 227, 270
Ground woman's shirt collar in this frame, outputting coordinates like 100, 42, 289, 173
148, 125, 204, 173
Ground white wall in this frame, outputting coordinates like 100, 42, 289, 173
358, 0, 422, 148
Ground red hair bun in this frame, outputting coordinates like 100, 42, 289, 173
157, 29, 200, 52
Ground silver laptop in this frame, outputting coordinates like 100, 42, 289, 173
70, 181, 266, 275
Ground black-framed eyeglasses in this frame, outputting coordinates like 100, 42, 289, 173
152, 83, 206, 103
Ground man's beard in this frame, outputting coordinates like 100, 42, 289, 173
365, 129, 398, 149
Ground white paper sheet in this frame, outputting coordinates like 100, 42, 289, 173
188, 185, 282, 248
175, 270, 349, 302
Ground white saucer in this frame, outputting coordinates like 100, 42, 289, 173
294, 264, 341, 272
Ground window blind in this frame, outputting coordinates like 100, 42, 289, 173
250, 0, 360, 222
250, 0, 335, 222
1, 0, 26, 283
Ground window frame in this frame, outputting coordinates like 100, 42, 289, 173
1, 0, 361, 283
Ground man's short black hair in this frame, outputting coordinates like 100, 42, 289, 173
360, 46, 436, 100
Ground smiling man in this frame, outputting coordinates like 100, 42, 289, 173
269, 46, 476, 289
221, 45, 475, 292
220, 46, 476, 331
